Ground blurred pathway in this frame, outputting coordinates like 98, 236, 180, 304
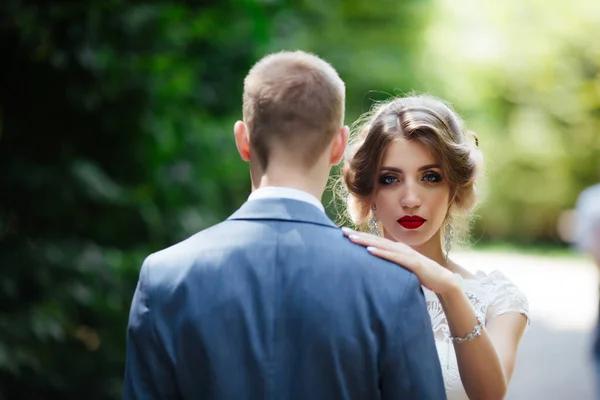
453, 250, 598, 399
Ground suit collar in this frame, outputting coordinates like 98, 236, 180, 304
228, 198, 338, 229
247, 186, 325, 213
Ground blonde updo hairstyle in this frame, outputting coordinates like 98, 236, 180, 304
340, 94, 483, 246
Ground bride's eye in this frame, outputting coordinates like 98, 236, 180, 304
379, 175, 397, 185
422, 172, 442, 183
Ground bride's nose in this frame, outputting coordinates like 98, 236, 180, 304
400, 180, 421, 209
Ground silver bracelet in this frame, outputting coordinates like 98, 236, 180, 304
450, 317, 484, 344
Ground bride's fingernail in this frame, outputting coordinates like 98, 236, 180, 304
367, 246, 378, 252
341, 227, 352, 233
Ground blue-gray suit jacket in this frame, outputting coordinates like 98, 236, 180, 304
124, 198, 446, 399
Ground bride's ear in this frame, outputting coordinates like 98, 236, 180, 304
330, 125, 349, 165
234, 121, 251, 162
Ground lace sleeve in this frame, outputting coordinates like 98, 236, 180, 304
484, 270, 530, 325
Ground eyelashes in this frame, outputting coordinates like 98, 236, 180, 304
379, 175, 397, 185
422, 172, 443, 183
378, 172, 443, 185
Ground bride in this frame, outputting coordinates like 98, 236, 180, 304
339, 94, 529, 399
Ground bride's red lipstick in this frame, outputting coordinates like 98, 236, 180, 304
397, 216, 426, 229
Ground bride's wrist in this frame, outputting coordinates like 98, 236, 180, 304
436, 274, 461, 298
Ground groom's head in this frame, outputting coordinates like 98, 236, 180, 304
234, 51, 348, 180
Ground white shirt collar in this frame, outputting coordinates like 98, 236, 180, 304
247, 186, 325, 213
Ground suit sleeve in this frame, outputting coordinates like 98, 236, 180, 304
123, 257, 180, 400
379, 274, 447, 400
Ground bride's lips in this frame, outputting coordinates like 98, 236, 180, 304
397, 216, 426, 230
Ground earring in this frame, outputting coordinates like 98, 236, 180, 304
444, 216, 454, 263
369, 205, 379, 236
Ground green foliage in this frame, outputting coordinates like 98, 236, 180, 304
1, 0, 598, 398
413, 0, 600, 243
0, 0, 280, 397
0, 0, 431, 397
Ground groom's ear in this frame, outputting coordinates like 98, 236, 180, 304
329, 125, 349, 165
234, 121, 251, 162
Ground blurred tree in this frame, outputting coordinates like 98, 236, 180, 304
0, 0, 280, 398
0, 0, 432, 397
414, 0, 600, 244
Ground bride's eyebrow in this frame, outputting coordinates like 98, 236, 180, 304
418, 164, 441, 171
380, 164, 441, 173
379, 166, 403, 173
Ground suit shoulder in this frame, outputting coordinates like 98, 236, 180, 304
140, 221, 234, 278
317, 228, 418, 285
149, 221, 231, 259
308, 229, 423, 317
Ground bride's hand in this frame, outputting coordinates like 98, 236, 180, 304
342, 227, 457, 294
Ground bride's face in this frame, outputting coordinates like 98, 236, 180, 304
373, 138, 451, 248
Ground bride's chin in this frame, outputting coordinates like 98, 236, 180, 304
399, 238, 427, 248
384, 229, 427, 247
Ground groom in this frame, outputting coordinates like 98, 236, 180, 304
123, 51, 446, 399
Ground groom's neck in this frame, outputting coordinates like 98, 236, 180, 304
251, 163, 329, 201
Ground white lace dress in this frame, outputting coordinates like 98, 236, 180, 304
423, 270, 530, 400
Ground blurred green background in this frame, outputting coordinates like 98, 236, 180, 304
1, 0, 598, 398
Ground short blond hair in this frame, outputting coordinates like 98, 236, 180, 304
243, 51, 345, 168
